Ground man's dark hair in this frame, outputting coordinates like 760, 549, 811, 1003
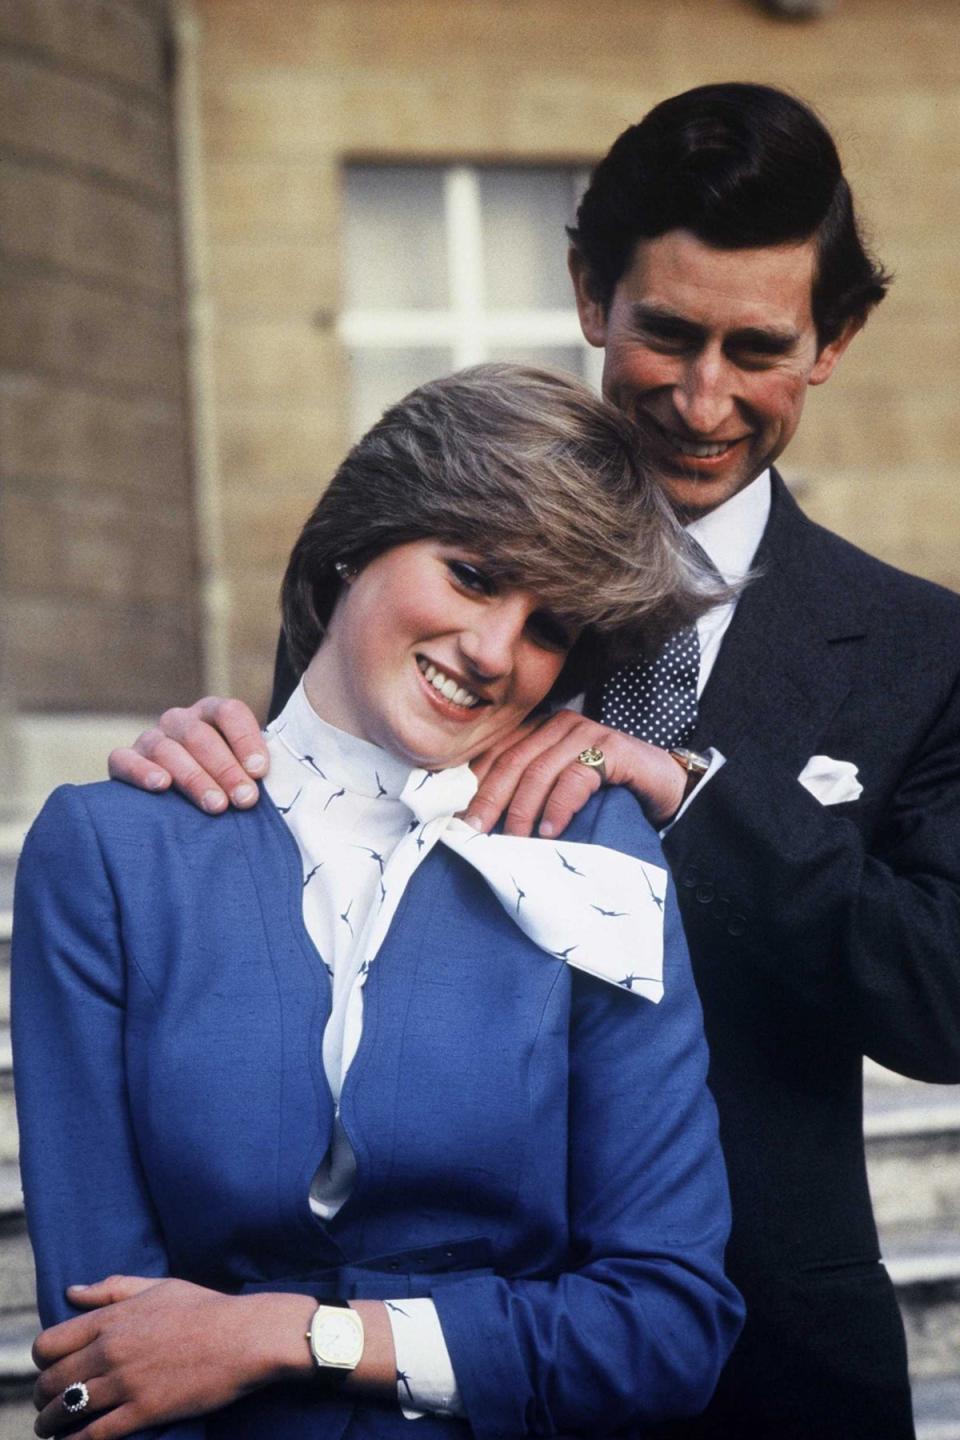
569, 82, 890, 345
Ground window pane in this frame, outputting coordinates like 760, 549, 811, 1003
343, 167, 448, 310
480, 169, 581, 310
348, 347, 452, 440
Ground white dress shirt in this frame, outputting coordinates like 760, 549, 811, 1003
686, 468, 771, 695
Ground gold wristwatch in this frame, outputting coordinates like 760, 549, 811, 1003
669, 747, 710, 796
306, 1301, 365, 1385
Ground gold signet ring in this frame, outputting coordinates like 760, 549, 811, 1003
576, 746, 607, 784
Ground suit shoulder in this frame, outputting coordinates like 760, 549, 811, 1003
795, 510, 960, 631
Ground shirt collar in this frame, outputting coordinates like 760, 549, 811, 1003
685, 469, 771, 583
270, 679, 478, 812
271, 680, 413, 799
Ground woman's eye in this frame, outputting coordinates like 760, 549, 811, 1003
447, 560, 493, 595
527, 613, 573, 652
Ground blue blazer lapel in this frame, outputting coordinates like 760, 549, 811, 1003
692, 472, 869, 769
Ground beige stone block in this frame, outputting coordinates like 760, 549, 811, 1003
0, 158, 179, 300
207, 240, 339, 315
800, 466, 960, 593
0, 0, 168, 97
0, 374, 189, 497
203, 158, 340, 241
883, 241, 960, 319
839, 312, 960, 389
217, 406, 346, 492
225, 567, 288, 716
787, 382, 960, 479
3, 482, 198, 604
0, 53, 174, 197
197, 0, 667, 79
220, 491, 315, 573
0, 269, 186, 401
8, 594, 201, 713
211, 317, 344, 406
199, 72, 339, 157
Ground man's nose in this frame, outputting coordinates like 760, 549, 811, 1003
672, 353, 736, 434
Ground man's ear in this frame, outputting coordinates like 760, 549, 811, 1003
568, 248, 608, 348
809, 316, 863, 387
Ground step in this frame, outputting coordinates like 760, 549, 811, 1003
884, 1228, 960, 1379
865, 1070, 960, 1232
0, 1392, 39, 1440
0, 1310, 35, 1383
0, 1219, 38, 1313
914, 1373, 960, 1440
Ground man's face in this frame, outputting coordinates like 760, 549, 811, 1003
571, 229, 857, 517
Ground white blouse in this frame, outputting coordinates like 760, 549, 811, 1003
263, 680, 668, 1418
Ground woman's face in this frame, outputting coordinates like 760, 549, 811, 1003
304, 540, 575, 769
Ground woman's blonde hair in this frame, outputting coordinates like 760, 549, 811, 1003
282, 364, 729, 702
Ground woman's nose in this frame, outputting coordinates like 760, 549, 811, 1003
458, 597, 529, 680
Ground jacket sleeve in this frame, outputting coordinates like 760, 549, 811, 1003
664, 665, 960, 1083
431, 791, 744, 1438
12, 785, 205, 1440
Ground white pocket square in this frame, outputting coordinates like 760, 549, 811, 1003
797, 755, 863, 806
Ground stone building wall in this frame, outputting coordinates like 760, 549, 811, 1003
0, 0, 201, 737
187, 0, 960, 716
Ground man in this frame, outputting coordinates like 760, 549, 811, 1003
111, 85, 960, 1436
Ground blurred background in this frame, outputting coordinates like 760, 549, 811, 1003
1, 0, 959, 1434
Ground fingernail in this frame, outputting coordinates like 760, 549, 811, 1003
146, 771, 168, 791
538, 821, 555, 837
244, 752, 267, 776
231, 783, 257, 806
67, 1283, 89, 1291
201, 789, 227, 814
462, 813, 483, 832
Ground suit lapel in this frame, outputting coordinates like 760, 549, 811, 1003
692, 473, 869, 770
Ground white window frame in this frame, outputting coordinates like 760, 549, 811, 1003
338, 165, 603, 389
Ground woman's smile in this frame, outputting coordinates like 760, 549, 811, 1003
303, 540, 571, 770
415, 656, 485, 713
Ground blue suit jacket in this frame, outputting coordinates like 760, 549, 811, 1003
13, 779, 742, 1439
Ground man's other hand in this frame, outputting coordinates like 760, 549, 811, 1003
465, 709, 686, 838
107, 697, 268, 813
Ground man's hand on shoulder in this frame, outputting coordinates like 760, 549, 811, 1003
107, 697, 269, 813
465, 710, 687, 838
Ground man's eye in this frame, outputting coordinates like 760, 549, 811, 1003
638, 326, 696, 353
447, 560, 494, 595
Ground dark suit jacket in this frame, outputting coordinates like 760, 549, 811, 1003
13, 780, 742, 1439
653, 472, 960, 1439
273, 471, 960, 1438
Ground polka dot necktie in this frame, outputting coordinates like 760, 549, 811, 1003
592, 623, 701, 748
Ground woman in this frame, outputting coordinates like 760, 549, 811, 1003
14, 365, 743, 1440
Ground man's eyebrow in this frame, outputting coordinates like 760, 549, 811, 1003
629, 303, 703, 337
629, 303, 800, 351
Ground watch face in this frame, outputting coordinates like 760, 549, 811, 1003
311, 1307, 364, 1369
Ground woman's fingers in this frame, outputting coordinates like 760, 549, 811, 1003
33, 1339, 110, 1431
35, 1379, 137, 1440
66, 1276, 163, 1308
108, 698, 268, 812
